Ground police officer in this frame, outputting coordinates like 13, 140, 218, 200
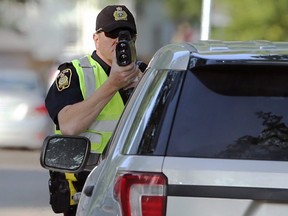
45, 5, 147, 215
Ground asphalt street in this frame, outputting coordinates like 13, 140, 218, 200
0, 148, 55, 216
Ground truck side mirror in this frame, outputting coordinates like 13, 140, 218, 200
40, 135, 92, 173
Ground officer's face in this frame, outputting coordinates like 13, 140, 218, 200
94, 31, 118, 66
94, 29, 136, 66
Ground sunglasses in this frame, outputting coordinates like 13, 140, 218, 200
97, 29, 136, 40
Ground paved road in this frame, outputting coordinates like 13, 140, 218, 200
0, 148, 55, 216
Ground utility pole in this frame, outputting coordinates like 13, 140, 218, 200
200, 0, 212, 40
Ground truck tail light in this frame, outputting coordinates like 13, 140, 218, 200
35, 104, 48, 114
28, 103, 48, 116
114, 172, 167, 216
34, 103, 48, 114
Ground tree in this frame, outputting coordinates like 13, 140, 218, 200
211, 0, 288, 41
163, 0, 288, 41
164, 0, 202, 26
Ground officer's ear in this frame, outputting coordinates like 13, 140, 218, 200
93, 32, 100, 48
93, 32, 99, 42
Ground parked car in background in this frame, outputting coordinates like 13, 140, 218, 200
41, 40, 288, 215
0, 69, 53, 149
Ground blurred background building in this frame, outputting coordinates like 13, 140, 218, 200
0, 0, 288, 86
0, 0, 177, 85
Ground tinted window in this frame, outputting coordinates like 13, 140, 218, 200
137, 70, 184, 155
167, 65, 288, 161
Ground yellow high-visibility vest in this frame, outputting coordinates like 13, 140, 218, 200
56, 55, 124, 153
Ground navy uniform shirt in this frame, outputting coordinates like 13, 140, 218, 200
45, 51, 145, 126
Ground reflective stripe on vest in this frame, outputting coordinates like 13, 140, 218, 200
55, 55, 124, 153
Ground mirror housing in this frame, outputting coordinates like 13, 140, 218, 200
40, 135, 96, 173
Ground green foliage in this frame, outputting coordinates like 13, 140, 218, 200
164, 0, 288, 41
211, 0, 288, 41
164, 0, 202, 25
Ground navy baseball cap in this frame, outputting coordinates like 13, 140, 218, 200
96, 5, 137, 34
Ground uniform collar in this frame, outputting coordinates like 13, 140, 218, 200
91, 50, 111, 76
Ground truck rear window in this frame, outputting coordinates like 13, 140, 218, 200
167, 64, 288, 161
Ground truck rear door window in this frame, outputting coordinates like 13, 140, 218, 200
167, 65, 288, 161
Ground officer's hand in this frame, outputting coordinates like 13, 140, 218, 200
123, 67, 142, 90
109, 49, 138, 90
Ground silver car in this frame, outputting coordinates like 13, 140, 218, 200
0, 69, 53, 149
41, 40, 288, 215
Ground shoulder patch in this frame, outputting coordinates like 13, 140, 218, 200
56, 68, 72, 91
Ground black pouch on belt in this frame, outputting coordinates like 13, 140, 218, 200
48, 171, 76, 214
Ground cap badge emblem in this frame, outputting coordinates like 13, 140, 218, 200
113, 7, 128, 21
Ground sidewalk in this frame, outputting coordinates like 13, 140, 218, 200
1, 207, 55, 216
